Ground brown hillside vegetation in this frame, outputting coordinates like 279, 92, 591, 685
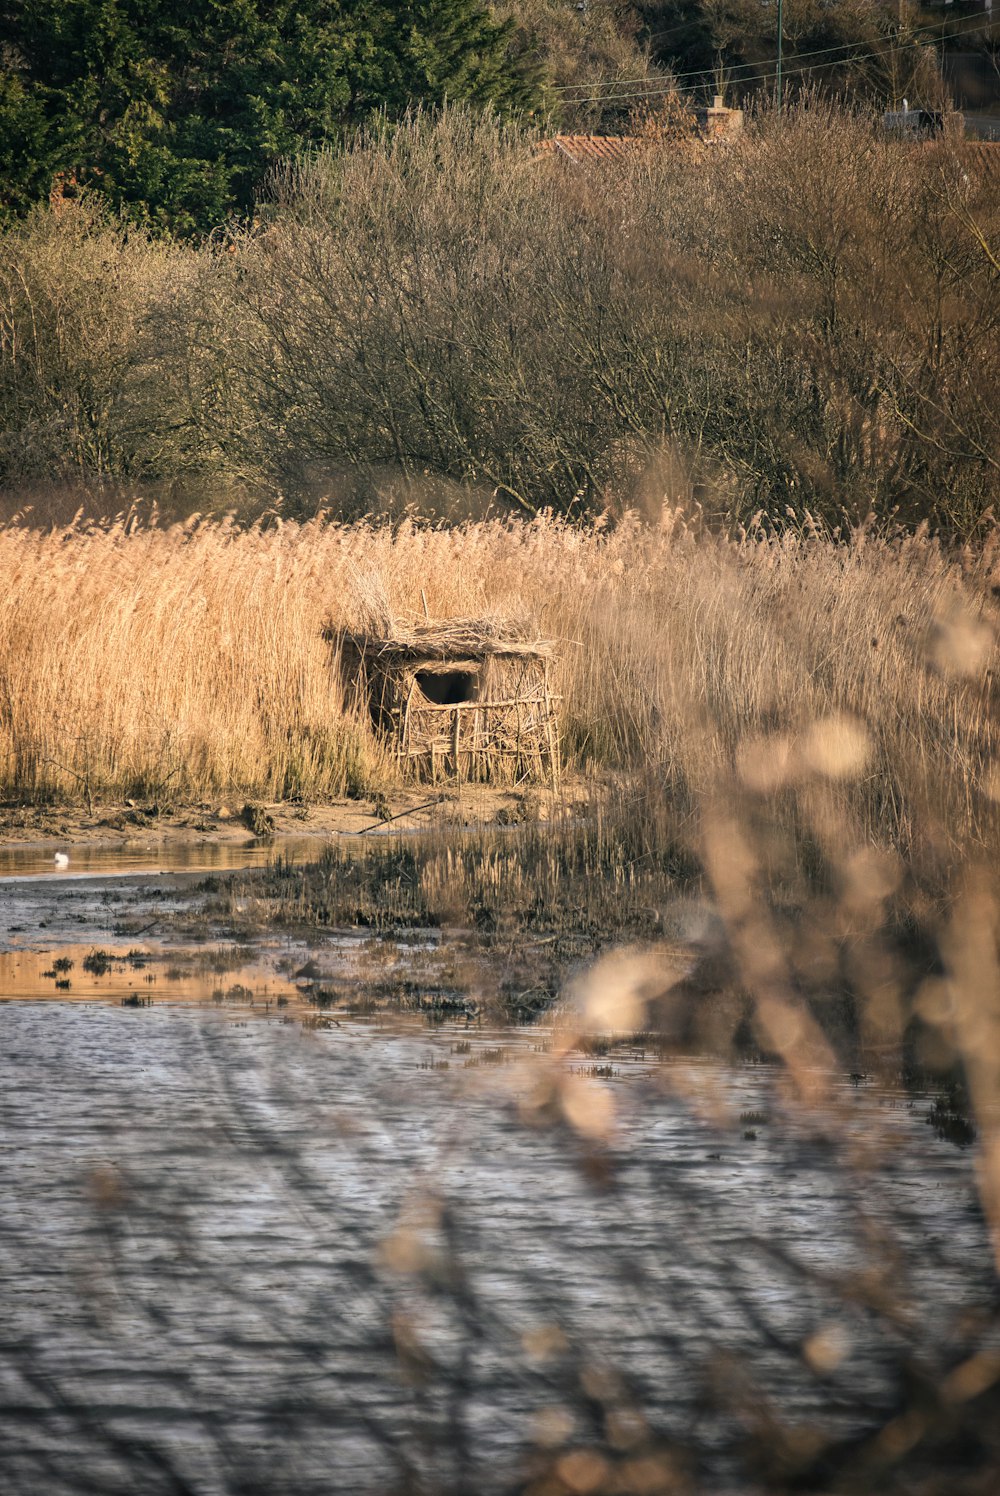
1, 105, 997, 531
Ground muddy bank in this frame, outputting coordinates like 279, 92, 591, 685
0, 803, 658, 1028
0, 782, 568, 852
0, 813, 978, 1134
0, 855, 471, 1025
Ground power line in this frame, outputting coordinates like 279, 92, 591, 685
554, 9, 992, 93
551, 26, 990, 108
551, 11, 993, 96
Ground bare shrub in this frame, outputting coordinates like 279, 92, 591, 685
0, 105, 995, 531
0, 202, 190, 481
224, 104, 999, 529
714, 101, 1000, 528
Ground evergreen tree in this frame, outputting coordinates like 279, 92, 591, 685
0, 0, 543, 233
384, 0, 544, 113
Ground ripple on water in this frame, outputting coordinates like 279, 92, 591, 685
0, 1002, 993, 1496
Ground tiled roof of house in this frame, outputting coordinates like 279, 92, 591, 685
536, 127, 1000, 185
536, 135, 645, 165
537, 107, 742, 167
535, 134, 712, 169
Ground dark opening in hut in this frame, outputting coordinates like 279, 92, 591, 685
331, 618, 560, 786
414, 667, 481, 706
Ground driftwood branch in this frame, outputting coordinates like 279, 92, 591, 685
354, 795, 445, 835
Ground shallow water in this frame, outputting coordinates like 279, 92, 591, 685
0, 941, 304, 1007
0, 860, 995, 1492
0, 997, 994, 1496
0, 832, 332, 882
0, 848, 321, 956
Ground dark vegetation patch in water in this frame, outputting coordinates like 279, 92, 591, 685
204, 816, 986, 1146
219, 818, 686, 938
0, 812, 983, 1149
926, 1081, 978, 1147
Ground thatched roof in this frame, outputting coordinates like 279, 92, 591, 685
334, 615, 554, 664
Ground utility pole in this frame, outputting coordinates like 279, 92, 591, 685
776, 0, 784, 104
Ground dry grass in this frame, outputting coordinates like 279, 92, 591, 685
0, 507, 998, 868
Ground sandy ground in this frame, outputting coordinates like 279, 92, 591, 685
0, 781, 572, 850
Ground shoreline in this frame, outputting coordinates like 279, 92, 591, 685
0, 782, 564, 853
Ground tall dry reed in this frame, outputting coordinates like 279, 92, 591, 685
1, 509, 998, 870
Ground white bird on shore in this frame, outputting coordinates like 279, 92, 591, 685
53, 852, 69, 870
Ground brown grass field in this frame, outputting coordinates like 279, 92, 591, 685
2, 508, 997, 862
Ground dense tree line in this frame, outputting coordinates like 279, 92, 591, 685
3, 2, 996, 232
0, 0, 544, 231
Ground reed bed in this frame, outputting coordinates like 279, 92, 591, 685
1, 510, 998, 866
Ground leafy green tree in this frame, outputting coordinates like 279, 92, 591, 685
0, 0, 543, 233
393, 0, 544, 109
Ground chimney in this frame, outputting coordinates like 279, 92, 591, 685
701, 98, 744, 142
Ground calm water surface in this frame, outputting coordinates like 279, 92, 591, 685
0, 833, 332, 882
0, 994, 994, 1496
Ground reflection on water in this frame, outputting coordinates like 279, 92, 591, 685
0, 943, 304, 1008
0, 833, 333, 882
0, 1001, 994, 1496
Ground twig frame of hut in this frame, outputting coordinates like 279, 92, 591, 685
335, 619, 560, 787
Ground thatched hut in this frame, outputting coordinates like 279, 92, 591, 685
335, 618, 560, 785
